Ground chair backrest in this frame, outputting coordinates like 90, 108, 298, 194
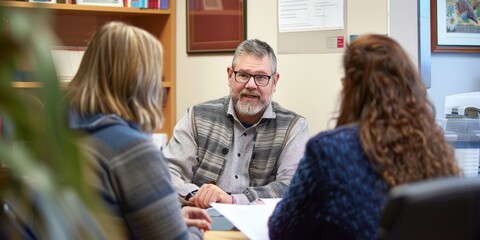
379, 177, 480, 240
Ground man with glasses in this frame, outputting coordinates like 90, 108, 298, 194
164, 39, 309, 208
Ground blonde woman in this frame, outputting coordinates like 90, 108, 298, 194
67, 21, 211, 239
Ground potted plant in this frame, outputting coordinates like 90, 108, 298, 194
0, 7, 116, 239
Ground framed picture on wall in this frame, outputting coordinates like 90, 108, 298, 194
187, 0, 247, 54
431, 0, 480, 52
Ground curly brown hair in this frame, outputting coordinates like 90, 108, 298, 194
336, 34, 460, 187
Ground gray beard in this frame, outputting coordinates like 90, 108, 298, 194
234, 94, 272, 116
235, 100, 264, 116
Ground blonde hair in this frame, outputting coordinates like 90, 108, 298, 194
67, 21, 164, 132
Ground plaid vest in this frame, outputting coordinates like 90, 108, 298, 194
191, 96, 300, 201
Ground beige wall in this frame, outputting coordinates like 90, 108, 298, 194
176, 0, 388, 136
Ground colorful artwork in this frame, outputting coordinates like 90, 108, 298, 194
432, 0, 480, 52
445, 0, 480, 33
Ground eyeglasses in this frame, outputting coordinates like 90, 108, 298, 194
233, 71, 274, 87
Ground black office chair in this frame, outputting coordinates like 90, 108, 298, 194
379, 177, 480, 240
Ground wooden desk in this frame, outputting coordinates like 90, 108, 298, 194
204, 231, 249, 240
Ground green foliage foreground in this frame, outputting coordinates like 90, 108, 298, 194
0, 7, 112, 239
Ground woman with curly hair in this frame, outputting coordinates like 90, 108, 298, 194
268, 34, 460, 240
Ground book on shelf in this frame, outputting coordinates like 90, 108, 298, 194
159, 0, 168, 9
129, 0, 168, 9
129, 0, 144, 8
147, 0, 157, 9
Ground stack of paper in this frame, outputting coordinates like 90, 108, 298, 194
210, 198, 281, 240
152, 133, 168, 151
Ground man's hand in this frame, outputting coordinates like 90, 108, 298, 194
182, 206, 212, 232
189, 183, 233, 209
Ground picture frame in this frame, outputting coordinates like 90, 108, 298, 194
28, 0, 57, 4
431, 0, 480, 52
187, 0, 247, 54
76, 0, 123, 7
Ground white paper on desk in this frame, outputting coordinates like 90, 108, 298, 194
210, 198, 281, 240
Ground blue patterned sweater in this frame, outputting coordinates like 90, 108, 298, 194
268, 124, 388, 240
69, 112, 203, 240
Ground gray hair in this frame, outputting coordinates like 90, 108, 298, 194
231, 39, 277, 74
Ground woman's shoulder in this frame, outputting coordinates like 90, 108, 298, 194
308, 124, 359, 146
91, 119, 151, 151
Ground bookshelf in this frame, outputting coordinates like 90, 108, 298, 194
1, 1, 176, 138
